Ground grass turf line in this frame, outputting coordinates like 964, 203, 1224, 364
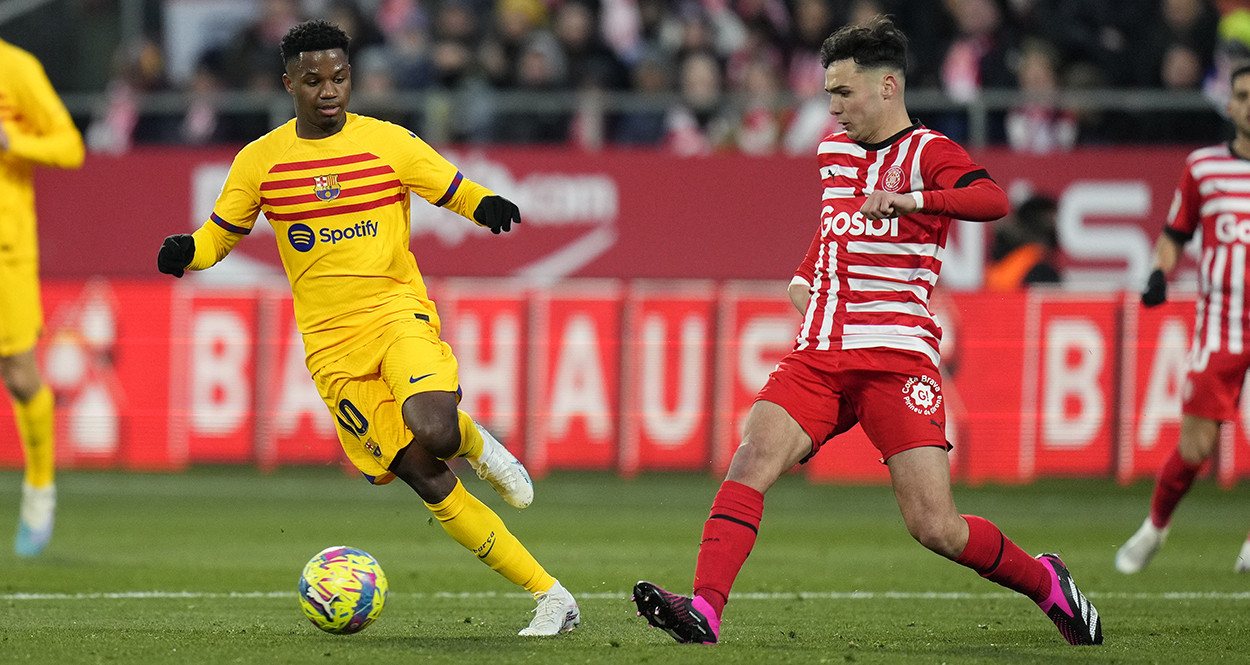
2, 467, 1249, 664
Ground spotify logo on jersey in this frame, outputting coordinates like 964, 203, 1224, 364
288, 223, 316, 252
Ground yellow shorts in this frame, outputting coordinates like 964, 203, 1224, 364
0, 256, 42, 356
312, 315, 461, 485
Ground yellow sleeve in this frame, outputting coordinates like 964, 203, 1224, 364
5, 50, 83, 169
188, 220, 244, 271
186, 140, 265, 270
445, 177, 493, 225
386, 125, 492, 224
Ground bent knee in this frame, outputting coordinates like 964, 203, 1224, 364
0, 372, 41, 403
907, 522, 963, 558
408, 417, 460, 459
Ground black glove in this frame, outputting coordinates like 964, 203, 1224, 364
158, 234, 195, 278
1141, 268, 1167, 307
473, 195, 521, 234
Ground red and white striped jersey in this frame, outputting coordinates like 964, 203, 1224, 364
794, 123, 993, 368
1167, 143, 1250, 357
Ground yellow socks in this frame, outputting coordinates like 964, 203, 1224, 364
425, 479, 555, 595
15, 385, 54, 488
447, 410, 485, 460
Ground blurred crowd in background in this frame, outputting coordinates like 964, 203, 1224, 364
5, 0, 1250, 155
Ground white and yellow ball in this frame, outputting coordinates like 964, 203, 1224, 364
298, 545, 388, 634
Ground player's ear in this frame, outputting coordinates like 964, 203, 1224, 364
282, 72, 294, 95
881, 72, 899, 100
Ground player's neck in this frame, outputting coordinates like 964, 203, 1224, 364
1232, 134, 1250, 161
862, 108, 913, 145
296, 116, 348, 140
861, 114, 915, 146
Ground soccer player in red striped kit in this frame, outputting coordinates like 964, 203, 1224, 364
1116, 63, 1250, 576
633, 15, 1103, 646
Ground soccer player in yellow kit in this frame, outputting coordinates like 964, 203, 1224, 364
156, 20, 579, 636
0, 38, 85, 557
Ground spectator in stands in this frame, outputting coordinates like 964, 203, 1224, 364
612, 48, 671, 146
1035, 0, 1142, 90
493, 32, 571, 143
984, 194, 1062, 290
216, 0, 304, 92
781, 0, 841, 154
180, 61, 226, 145
732, 54, 788, 155
935, 0, 1015, 141
85, 37, 167, 153
554, 0, 630, 91
429, 0, 482, 89
352, 42, 417, 128
1005, 39, 1077, 154
1206, 2, 1250, 108
1139, 0, 1219, 88
482, 0, 548, 89
1142, 41, 1229, 143
665, 50, 733, 155
327, 0, 387, 60
381, 12, 436, 90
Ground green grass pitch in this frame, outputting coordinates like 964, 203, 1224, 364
2, 467, 1249, 664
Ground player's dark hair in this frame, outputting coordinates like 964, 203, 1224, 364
1232, 63, 1250, 88
280, 20, 351, 65
819, 14, 908, 74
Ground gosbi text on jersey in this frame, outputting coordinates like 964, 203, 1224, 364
1168, 143, 1250, 358
794, 123, 996, 368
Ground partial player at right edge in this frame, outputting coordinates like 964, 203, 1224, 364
1117, 63, 1250, 576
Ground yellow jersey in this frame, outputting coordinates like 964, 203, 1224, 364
0, 38, 85, 265
188, 113, 493, 371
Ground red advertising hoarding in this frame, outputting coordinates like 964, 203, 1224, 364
620, 282, 717, 474
1, 279, 1247, 485
526, 282, 623, 474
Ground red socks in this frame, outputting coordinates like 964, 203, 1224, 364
955, 515, 1050, 603
1150, 448, 1201, 528
693, 480, 764, 617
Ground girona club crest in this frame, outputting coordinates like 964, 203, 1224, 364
881, 165, 905, 192
902, 375, 942, 415
314, 174, 341, 202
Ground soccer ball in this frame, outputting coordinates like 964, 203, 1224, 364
298, 545, 388, 634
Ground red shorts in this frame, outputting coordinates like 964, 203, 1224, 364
1182, 349, 1250, 422
755, 347, 950, 462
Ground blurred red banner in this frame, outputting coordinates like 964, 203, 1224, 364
36, 146, 1194, 290
2, 279, 1245, 487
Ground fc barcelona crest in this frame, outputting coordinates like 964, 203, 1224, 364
314, 174, 341, 201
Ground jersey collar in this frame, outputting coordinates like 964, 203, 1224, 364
855, 119, 922, 151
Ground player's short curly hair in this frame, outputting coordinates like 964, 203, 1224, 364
819, 14, 908, 74
280, 20, 350, 65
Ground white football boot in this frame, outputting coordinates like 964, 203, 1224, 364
467, 423, 533, 509
1235, 540, 1250, 573
518, 580, 580, 636
15, 482, 56, 557
1115, 517, 1169, 574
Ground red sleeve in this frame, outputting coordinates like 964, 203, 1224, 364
922, 178, 1010, 221
917, 136, 1010, 222
1165, 163, 1200, 241
794, 231, 821, 283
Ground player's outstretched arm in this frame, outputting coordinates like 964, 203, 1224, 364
473, 195, 522, 234
157, 221, 245, 278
